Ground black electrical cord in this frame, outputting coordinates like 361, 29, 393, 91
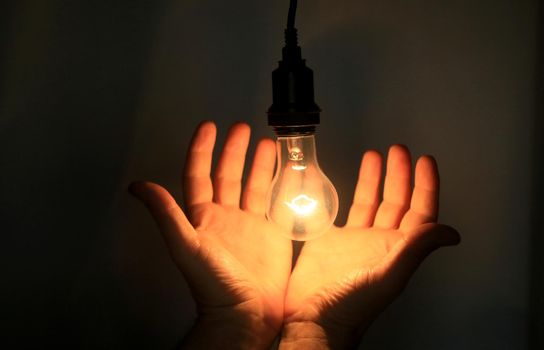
285, 0, 299, 48
287, 0, 297, 29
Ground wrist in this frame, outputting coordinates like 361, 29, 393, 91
279, 321, 358, 350
181, 313, 278, 350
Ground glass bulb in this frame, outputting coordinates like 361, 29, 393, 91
266, 134, 339, 241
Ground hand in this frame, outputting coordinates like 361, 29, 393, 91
281, 145, 460, 349
130, 122, 292, 349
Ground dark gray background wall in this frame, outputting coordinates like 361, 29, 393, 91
1, 0, 541, 349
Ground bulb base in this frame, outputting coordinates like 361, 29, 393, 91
272, 125, 316, 136
267, 28, 321, 130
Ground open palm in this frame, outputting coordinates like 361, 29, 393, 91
130, 122, 292, 339
284, 146, 460, 346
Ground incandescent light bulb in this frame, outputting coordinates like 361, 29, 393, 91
266, 134, 338, 240
266, 0, 339, 240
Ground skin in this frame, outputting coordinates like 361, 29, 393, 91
281, 146, 460, 349
130, 121, 460, 349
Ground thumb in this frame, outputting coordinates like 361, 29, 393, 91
129, 181, 200, 267
374, 223, 460, 295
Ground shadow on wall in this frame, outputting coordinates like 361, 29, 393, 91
1, 1, 168, 348
529, 1, 544, 348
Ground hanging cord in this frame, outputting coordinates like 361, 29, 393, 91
285, 0, 299, 48
287, 0, 297, 29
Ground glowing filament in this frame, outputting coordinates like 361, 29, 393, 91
291, 164, 307, 170
285, 194, 317, 216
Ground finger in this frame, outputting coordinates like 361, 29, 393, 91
346, 150, 382, 228
373, 223, 460, 296
183, 121, 216, 207
400, 156, 439, 231
242, 138, 276, 214
129, 181, 200, 267
213, 123, 251, 206
373, 145, 412, 229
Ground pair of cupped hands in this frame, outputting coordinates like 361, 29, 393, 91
129, 121, 460, 350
